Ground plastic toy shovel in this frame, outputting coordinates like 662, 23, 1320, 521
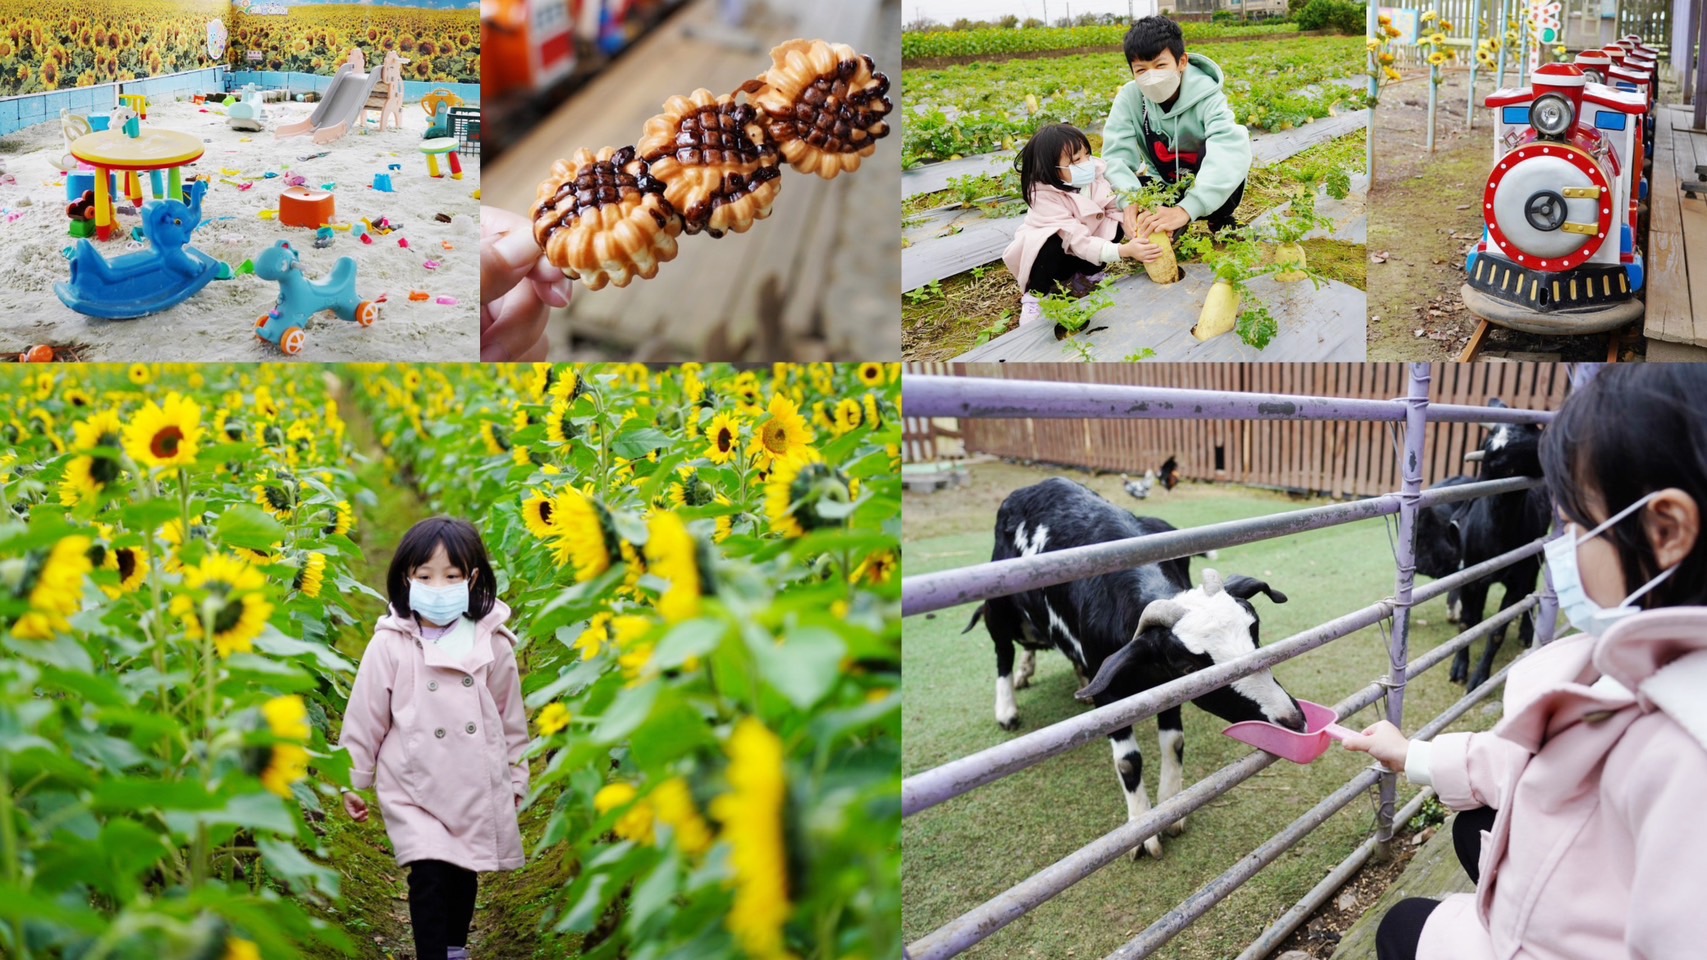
1222, 699, 1357, 764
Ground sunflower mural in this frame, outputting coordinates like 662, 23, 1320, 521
227, 0, 477, 83
0, 0, 224, 95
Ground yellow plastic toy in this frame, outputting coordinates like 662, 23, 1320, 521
69, 128, 203, 241
118, 93, 148, 120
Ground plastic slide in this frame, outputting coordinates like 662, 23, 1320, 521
274, 62, 384, 145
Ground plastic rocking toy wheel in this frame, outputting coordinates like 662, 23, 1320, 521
279, 326, 306, 355
355, 301, 379, 326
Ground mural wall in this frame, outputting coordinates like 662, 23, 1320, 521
227, 0, 477, 84
0, 0, 226, 95
0, 0, 477, 97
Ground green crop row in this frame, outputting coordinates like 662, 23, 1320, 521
902, 21, 1303, 60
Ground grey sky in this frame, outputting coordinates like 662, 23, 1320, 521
906, 0, 1160, 24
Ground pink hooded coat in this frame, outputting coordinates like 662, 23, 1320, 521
339, 600, 530, 872
1417, 607, 1707, 960
1002, 157, 1124, 292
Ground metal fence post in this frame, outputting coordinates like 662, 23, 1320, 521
1377, 363, 1432, 858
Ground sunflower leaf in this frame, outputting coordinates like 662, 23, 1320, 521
611, 425, 672, 460
756, 626, 845, 710
215, 504, 286, 550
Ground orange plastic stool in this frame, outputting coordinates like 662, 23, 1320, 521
279, 186, 335, 228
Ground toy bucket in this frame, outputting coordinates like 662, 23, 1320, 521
89, 115, 110, 131
1221, 699, 1357, 764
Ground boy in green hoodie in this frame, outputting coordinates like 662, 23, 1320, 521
1101, 16, 1253, 242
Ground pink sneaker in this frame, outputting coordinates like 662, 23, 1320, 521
1018, 294, 1042, 326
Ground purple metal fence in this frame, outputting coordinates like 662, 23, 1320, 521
901, 364, 1565, 960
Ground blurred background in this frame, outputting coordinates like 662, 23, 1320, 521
482, 0, 902, 360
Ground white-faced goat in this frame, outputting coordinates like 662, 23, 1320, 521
965, 478, 1304, 858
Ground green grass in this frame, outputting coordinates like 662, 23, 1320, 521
903, 462, 1532, 959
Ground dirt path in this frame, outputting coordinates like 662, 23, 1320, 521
314, 376, 580, 960
1369, 71, 1638, 360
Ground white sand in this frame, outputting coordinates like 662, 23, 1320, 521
0, 96, 479, 361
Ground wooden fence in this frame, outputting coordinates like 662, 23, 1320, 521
904, 362, 1570, 499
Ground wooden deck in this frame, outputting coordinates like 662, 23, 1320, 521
1330, 816, 1476, 960
951, 269, 1367, 362
484, 0, 900, 360
1643, 104, 1707, 354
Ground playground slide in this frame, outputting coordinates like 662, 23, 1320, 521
274, 63, 383, 144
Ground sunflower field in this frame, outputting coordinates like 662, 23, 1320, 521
0, 362, 901, 960
228, 4, 478, 83
0, 0, 225, 96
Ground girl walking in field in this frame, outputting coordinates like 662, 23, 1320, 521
339, 517, 531, 960
1343, 365, 1707, 959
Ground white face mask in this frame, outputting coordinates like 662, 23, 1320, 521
1066, 159, 1096, 188
1543, 491, 1677, 636
1135, 67, 1183, 103
410, 580, 469, 625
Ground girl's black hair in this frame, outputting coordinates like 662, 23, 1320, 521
1017, 123, 1093, 206
1540, 365, 1707, 609
1124, 16, 1186, 65
386, 516, 498, 621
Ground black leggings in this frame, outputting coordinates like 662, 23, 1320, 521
408, 859, 478, 958
1375, 806, 1498, 960
1024, 226, 1126, 294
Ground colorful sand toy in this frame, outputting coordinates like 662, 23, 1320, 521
252, 240, 380, 355
420, 137, 463, 179
54, 179, 220, 319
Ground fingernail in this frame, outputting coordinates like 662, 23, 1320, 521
545, 278, 571, 307
492, 230, 539, 270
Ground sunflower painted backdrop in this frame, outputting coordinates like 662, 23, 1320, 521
228, 1, 477, 84
0, 362, 900, 959
0, 0, 225, 95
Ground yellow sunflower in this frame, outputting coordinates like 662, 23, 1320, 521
169, 553, 273, 658
1428, 51, 1448, 66
262, 694, 311, 740
293, 552, 326, 597
595, 782, 655, 844
252, 475, 297, 520
548, 487, 618, 581
710, 718, 795, 960
261, 744, 309, 798
536, 702, 571, 735
480, 421, 510, 456
856, 362, 885, 388
223, 938, 261, 960
668, 467, 717, 509
855, 550, 898, 585
1384, 65, 1403, 81
862, 393, 884, 430
545, 397, 578, 445
521, 489, 558, 539
765, 450, 852, 539
10, 535, 93, 639
832, 397, 863, 436
100, 541, 149, 598
705, 412, 742, 464
751, 393, 815, 467
574, 613, 615, 661
62, 387, 93, 408
128, 363, 150, 385
323, 500, 354, 537
124, 392, 203, 470
611, 614, 657, 681
652, 776, 714, 856
645, 512, 705, 623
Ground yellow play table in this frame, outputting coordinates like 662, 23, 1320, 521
70, 129, 203, 241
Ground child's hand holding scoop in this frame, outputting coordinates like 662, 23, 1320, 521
1340, 719, 1413, 773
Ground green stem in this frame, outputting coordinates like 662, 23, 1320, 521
0, 754, 30, 960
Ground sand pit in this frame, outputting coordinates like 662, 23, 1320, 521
0, 95, 479, 361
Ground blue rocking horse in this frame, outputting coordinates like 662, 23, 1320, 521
54, 178, 221, 319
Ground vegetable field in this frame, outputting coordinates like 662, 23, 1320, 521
901, 21, 1300, 60
0, 362, 901, 960
903, 36, 1369, 166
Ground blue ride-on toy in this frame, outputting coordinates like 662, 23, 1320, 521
252, 240, 380, 355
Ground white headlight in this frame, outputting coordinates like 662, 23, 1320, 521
1532, 93, 1573, 138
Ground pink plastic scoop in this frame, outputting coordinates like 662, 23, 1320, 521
1221, 699, 1357, 764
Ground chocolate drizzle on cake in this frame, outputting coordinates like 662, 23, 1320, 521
535, 146, 673, 244
766, 57, 892, 156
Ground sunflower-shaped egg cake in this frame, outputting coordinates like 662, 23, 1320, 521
748, 39, 893, 179
532, 145, 684, 290
637, 88, 784, 238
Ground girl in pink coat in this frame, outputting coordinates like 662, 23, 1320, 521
1343, 365, 1707, 960
1002, 123, 1165, 327
339, 517, 530, 960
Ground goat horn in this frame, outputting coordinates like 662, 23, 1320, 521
1201, 568, 1224, 595
1136, 598, 1189, 634
1465, 450, 1485, 462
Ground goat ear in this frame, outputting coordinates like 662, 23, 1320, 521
1075, 634, 1148, 703
1224, 576, 1288, 605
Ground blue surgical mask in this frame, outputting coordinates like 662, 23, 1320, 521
410, 580, 469, 625
1067, 160, 1097, 189
1543, 491, 1677, 636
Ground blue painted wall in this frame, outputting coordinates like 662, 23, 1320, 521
0, 66, 475, 137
